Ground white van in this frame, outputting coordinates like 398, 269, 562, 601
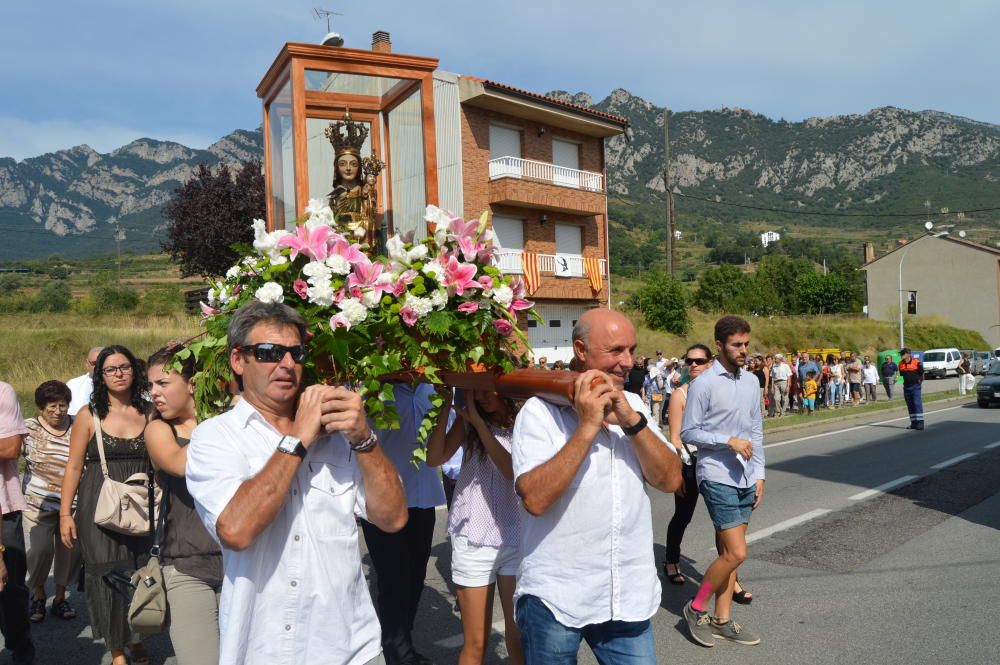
922, 348, 961, 379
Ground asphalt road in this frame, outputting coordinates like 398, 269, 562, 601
12, 396, 999, 665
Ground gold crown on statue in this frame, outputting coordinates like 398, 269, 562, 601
325, 110, 369, 157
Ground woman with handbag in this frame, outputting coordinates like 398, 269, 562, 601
144, 346, 222, 665
60, 346, 152, 665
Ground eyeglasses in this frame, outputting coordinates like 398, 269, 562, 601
102, 364, 133, 376
685, 357, 711, 366
238, 343, 307, 364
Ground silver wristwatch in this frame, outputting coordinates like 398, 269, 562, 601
276, 434, 307, 459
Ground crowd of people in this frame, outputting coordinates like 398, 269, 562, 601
5, 301, 934, 664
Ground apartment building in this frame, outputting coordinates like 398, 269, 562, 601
257, 33, 628, 361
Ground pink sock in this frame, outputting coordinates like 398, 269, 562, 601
691, 580, 713, 612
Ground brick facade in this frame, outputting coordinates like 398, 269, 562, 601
460, 104, 609, 307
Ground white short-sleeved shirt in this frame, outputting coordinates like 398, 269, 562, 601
512, 391, 672, 628
65, 373, 93, 417
186, 398, 380, 665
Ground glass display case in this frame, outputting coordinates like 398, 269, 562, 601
257, 43, 439, 239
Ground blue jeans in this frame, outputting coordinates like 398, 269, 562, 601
516, 595, 655, 665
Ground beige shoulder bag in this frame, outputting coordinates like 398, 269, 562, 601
92, 412, 162, 536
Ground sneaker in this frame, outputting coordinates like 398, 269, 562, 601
711, 618, 761, 645
683, 600, 715, 647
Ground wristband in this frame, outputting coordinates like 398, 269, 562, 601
349, 430, 378, 453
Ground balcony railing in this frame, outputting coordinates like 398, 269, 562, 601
489, 156, 604, 192
495, 249, 608, 279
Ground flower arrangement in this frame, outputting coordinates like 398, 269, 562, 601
181, 201, 536, 452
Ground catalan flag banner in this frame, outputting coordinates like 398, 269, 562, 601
521, 252, 541, 295
584, 256, 603, 293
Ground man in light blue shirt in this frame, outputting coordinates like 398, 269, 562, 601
680, 315, 765, 648
362, 382, 446, 665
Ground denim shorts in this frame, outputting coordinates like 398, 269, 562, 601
699, 480, 755, 530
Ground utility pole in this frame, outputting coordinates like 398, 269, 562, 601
663, 108, 676, 276
110, 216, 123, 288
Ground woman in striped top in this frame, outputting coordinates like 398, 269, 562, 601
427, 389, 523, 665
22, 380, 81, 622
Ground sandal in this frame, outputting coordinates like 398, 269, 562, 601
29, 597, 45, 623
733, 580, 753, 605
663, 562, 686, 585
51, 598, 76, 620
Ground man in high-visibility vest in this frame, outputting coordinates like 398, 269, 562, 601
898, 348, 924, 430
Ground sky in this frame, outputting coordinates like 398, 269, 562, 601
2, 0, 998, 161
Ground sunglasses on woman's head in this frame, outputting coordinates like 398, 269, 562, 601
238, 343, 307, 364
685, 357, 711, 366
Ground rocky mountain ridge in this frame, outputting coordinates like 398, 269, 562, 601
2, 90, 999, 259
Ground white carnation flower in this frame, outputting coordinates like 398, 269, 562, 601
406, 295, 434, 318
339, 298, 369, 326
421, 262, 441, 279
225, 265, 241, 279
304, 199, 335, 228
255, 282, 284, 304
362, 290, 382, 308
307, 282, 335, 306
492, 284, 513, 308
407, 244, 429, 262
429, 288, 448, 310
324, 254, 351, 275
302, 261, 332, 283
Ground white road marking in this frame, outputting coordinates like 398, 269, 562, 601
709, 508, 832, 552
930, 452, 978, 470
848, 475, 920, 501
984, 440, 1000, 450
764, 404, 968, 450
434, 619, 506, 648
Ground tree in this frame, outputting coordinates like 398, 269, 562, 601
637, 271, 690, 335
162, 159, 265, 278
791, 272, 852, 314
694, 264, 748, 312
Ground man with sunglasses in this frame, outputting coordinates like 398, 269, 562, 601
187, 300, 408, 665
65, 347, 103, 417
681, 315, 765, 648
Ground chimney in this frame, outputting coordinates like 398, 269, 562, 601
372, 31, 391, 53
864, 242, 875, 264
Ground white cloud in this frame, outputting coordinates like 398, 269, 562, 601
0, 117, 219, 162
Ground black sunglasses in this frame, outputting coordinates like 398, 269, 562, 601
238, 343, 307, 363
685, 357, 711, 366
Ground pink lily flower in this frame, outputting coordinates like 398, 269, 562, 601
328, 236, 367, 265
457, 302, 479, 314
441, 255, 480, 296
509, 277, 526, 298
347, 258, 387, 296
493, 319, 514, 336
277, 224, 332, 261
447, 216, 480, 240
457, 236, 480, 262
509, 298, 533, 311
329, 313, 352, 330
477, 275, 495, 290
199, 301, 220, 318
400, 269, 418, 285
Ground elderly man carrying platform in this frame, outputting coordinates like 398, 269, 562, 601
512, 309, 682, 665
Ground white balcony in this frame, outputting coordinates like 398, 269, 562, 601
488, 156, 604, 192
495, 249, 608, 279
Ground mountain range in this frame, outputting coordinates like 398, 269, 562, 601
2, 89, 999, 260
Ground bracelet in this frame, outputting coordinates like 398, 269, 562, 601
348, 430, 379, 453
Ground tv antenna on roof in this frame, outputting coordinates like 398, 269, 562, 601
313, 8, 343, 33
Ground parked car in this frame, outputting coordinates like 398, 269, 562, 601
922, 348, 961, 379
960, 349, 983, 375
975, 351, 992, 375
976, 362, 1000, 407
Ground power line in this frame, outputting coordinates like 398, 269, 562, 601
672, 191, 1000, 218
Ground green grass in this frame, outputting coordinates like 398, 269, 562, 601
1, 312, 200, 415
